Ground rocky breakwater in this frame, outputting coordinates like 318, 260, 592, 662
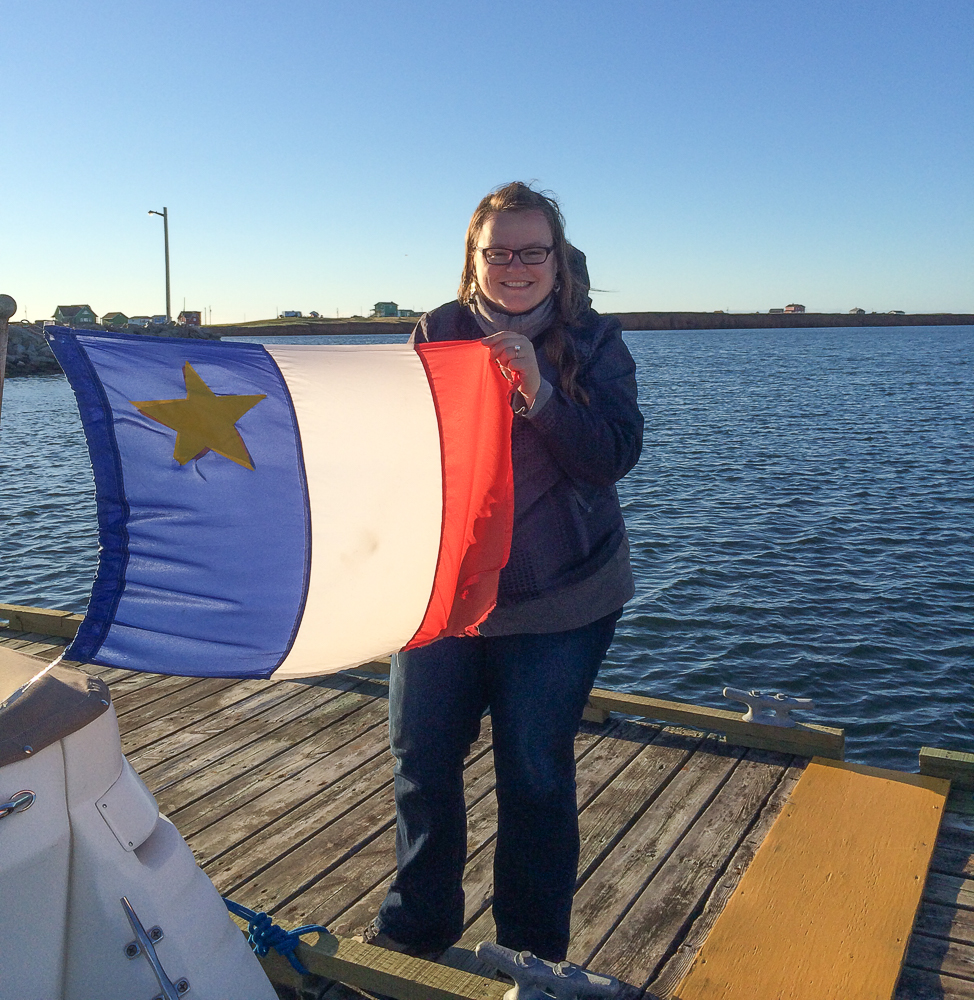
4, 322, 221, 376
3, 323, 61, 375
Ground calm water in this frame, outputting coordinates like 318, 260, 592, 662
1, 327, 971, 769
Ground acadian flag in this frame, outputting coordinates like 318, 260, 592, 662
47, 329, 514, 679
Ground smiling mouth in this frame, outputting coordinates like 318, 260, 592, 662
502, 281, 532, 288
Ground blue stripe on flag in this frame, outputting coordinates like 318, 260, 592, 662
48, 328, 310, 678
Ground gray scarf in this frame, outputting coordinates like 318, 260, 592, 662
470, 293, 555, 342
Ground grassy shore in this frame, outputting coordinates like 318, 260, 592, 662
212, 312, 974, 337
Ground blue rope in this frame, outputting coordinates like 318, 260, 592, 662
224, 897, 329, 976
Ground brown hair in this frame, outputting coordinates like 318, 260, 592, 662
459, 182, 589, 403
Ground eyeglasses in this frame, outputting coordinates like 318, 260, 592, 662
478, 246, 554, 265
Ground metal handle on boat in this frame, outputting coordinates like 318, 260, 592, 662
120, 896, 190, 999
0, 789, 35, 820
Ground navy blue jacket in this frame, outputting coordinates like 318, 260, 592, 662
412, 301, 643, 608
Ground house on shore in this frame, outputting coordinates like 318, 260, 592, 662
371, 302, 422, 318
784, 303, 806, 313
101, 312, 129, 330
178, 310, 202, 326
54, 304, 97, 326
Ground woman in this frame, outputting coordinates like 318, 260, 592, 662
361, 182, 643, 962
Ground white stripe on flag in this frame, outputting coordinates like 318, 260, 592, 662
266, 344, 443, 676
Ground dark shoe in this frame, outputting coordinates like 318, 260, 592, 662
353, 917, 444, 963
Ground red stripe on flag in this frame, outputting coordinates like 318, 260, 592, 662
405, 340, 514, 648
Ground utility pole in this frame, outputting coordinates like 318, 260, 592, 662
0, 293, 17, 426
148, 207, 171, 322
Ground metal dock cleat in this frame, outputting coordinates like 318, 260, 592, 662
722, 686, 815, 727
476, 941, 621, 1000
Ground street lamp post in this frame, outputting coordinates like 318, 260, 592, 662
148, 207, 171, 323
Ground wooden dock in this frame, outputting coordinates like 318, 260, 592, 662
2, 608, 973, 1000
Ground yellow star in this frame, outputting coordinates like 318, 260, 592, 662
132, 363, 267, 470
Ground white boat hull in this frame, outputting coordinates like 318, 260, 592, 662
0, 648, 277, 1000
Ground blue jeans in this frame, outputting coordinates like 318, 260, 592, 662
376, 611, 620, 961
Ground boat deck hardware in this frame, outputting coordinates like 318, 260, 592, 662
475, 941, 620, 1000
120, 896, 190, 999
0, 789, 35, 819
125, 925, 164, 958
722, 687, 815, 727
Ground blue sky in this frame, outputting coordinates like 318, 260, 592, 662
2, 0, 972, 322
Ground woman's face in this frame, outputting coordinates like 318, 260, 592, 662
473, 210, 557, 314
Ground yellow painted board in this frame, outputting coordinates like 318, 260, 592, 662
674, 758, 950, 1000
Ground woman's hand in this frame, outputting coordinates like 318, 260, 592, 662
482, 332, 542, 407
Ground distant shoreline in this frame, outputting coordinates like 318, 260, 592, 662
212, 312, 974, 337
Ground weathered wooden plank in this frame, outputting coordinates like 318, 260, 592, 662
122, 678, 287, 758
905, 932, 974, 984
124, 678, 312, 769
942, 811, 974, 838
4, 630, 67, 644
590, 749, 787, 990
447, 729, 705, 981
89, 663, 152, 685
0, 603, 83, 637
673, 759, 950, 1000
0, 635, 41, 652
649, 761, 804, 998
0, 626, 66, 643
172, 696, 390, 845
895, 965, 974, 1000
454, 721, 653, 939
3, 639, 64, 658
207, 721, 491, 903
933, 819, 974, 857
585, 688, 843, 759
326, 783, 496, 943
923, 872, 974, 911
575, 727, 701, 885
256, 932, 508, 1000
313, 722, 619, 942
140, 681, 371, 802
566, 740, 749, 970
203, 749, 395, 893
914, 900, 974, 946
98, 668, 170, 694
272, 809, 399, 929
266, 741, 508, 930
922, 747, 974, 791
344, 658, 393, 675
932, 845, 974, 881
222, 719, 498, 913
152, 676, 379, 808
112, 674, 221, 722
447, 727, 700, 980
